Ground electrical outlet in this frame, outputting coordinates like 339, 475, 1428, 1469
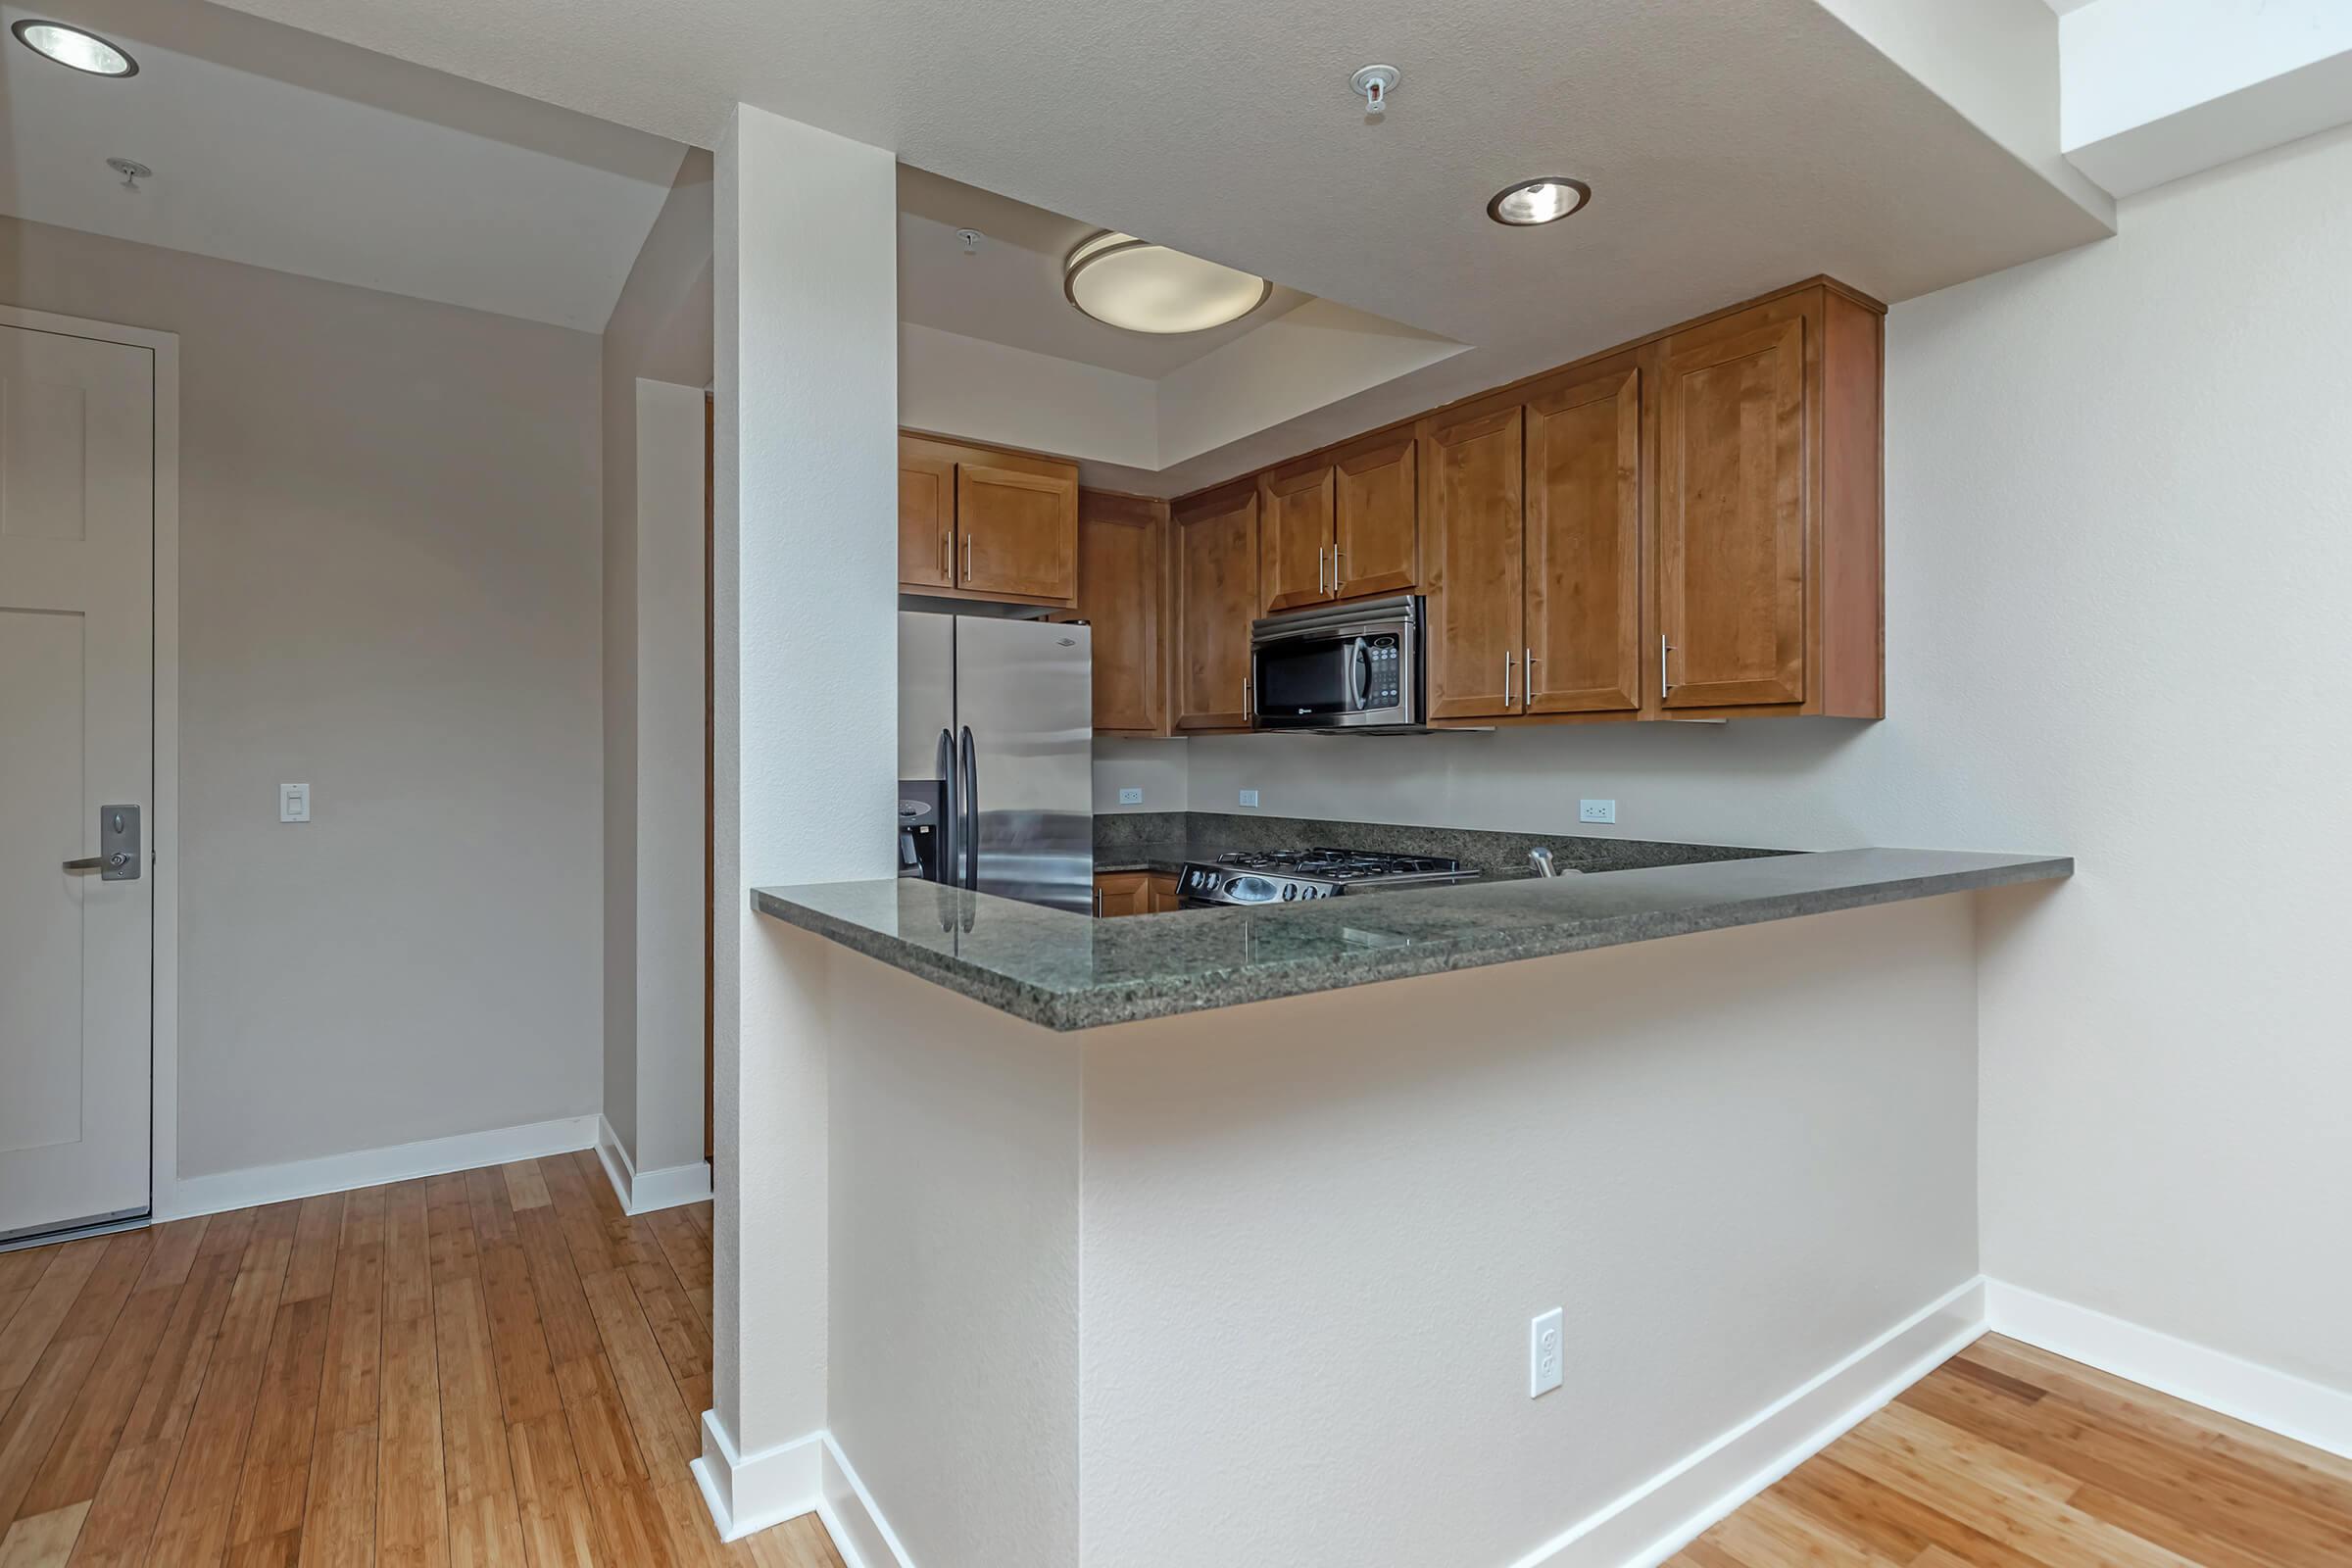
1530, 1308, 1564, 1397
1578, 799, 1616, 825
1118, 787, 1144, 806
1238, 789, 1260, 808
279, 782, 311, 823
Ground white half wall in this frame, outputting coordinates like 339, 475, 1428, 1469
899, 321, 1158, 470
710, 102, 900, 1465
1184, 122, 2352, 1402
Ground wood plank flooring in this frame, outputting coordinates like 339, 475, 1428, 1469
14, 1170, 2351, 1568
0, 1155, 839, 1568
1672, 1334, 2352, 1568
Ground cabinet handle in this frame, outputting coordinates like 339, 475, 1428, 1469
1094, 886, 1103, 918
940, 531, 950, 579
964, 535, 973, 583
1503, 649, 1514, 708
1524, 646, 1536, 711
1660, 634, 1672, 698
1333, 547, 1345, 595
1318, 546, 1327, 596
1243, 673, 1253, 719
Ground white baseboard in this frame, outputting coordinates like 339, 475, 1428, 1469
690, 1410, 914, 1567
595, 1115, 713, 1216
159, 1113, 599, 1220
1507, 1276, 1990, 1568
1985, 1279, 2352, 1462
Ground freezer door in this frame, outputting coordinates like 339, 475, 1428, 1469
954, 616, 1094, 912
899, 612, 960, 884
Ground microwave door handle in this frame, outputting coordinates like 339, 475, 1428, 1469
1351, 638, 1372, 710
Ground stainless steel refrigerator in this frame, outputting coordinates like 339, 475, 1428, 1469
899, 612, 1094, 913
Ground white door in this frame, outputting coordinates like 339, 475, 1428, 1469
0, 321, 155, 1241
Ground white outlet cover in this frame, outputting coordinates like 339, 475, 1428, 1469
1530, 1307, 1564, 1397
1579, 799, 1616, 824
1238, 789, 1260, 808
1118, 787, 1144, 806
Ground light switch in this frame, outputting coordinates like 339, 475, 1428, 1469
279, 782, 311, 823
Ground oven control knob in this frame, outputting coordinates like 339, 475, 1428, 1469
1281, 884, 1297, 901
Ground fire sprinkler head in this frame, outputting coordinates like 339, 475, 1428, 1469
1351, 65, 1400, 116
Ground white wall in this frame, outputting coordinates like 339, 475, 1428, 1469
899, 321, 1158, 470
1091, 738, 1188, 815
0, 214, 604, 1179
1187, 123, 2352, 1397
710, 103, 900, 1463
602, 150, 714, 1179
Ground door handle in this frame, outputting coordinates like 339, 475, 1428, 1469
64, 806, 141, 880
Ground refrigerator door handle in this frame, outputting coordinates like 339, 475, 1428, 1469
957, 725, 980, 890
934, 727, 958, 886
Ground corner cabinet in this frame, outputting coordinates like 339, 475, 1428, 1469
1173, 484, 1259, 731
897, 433, 1079, 609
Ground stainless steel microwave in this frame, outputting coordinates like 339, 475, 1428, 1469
1250, 594, 1427, 732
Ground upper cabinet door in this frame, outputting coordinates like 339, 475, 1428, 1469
1420, 406, 1526, 720
1524, 366, 1642, 713
958, 463, 1079, 603
1657, 310, 1807, 710
1258, 465, 1335, 612
1175, 489, 1259, 731
898, 439, 956, 591
1072, 496, 1166, 736
1333, 435, 1417, 601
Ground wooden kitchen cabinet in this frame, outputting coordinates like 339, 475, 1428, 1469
898, 440, 956, 591
1418, 404, 1525, 720
1523, 359, 1642, 714
1095, 870, 1182, 917
1067, 491, 1168, 737
897, 432, 1080, 608
1174, 483, 1259, 731
1650, 285, 1882, 717
1259, 463, 1336, 613
1333, 433, 1418, 600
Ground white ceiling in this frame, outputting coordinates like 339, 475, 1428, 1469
0, 0, 688, 330
898, 167, 1316, 379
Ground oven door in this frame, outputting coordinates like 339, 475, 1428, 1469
1250, 595, 1422, 731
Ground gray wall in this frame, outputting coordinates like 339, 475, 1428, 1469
2, 214, 604, 1178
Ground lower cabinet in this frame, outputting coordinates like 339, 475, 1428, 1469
1095, 871, 1181, 917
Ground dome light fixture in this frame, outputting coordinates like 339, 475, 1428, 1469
1487, 177, 1592, 227
12, 19, 138, 77
1063, 232, 1271, 335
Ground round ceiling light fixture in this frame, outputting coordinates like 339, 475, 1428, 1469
12, 19, 138, 77
1486, 176, 1592, 227
1063, 232, 1271, 335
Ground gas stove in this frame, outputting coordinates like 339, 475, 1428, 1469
1175, 848, 1479, 907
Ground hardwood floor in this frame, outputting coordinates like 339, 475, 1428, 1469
1672, 1333, 2352, 1568
15, 1177, 2350, 1568
0, 1154, 840, 1568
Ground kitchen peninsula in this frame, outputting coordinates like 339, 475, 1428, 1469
768, 835, 2070, 1566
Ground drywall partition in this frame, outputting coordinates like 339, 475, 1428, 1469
0, 214, 603, 1195
603, 149, 716, 1195
705, 102, 899, 1521
1187, 122, 2352, 1400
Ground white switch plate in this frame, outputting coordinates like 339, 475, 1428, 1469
1238, 789, 1259, 808
1118, 787, 1144, 806
1579, 799, 1616, 824
1530, 1307, 1564, 1397
279, 782, 311, 823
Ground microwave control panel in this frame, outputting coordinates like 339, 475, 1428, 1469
1363, 635, 1403, 709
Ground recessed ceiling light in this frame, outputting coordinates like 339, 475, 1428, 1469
12, 19, 139, 77
1064, 232, 1271, 335
1487, 177, 1592, 227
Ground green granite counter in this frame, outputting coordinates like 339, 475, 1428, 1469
753, 847, 2072, 1030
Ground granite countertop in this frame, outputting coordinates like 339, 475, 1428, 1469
753, 847, 2073, 1031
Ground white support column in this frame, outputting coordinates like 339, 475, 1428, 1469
701, 102, 898, 1539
